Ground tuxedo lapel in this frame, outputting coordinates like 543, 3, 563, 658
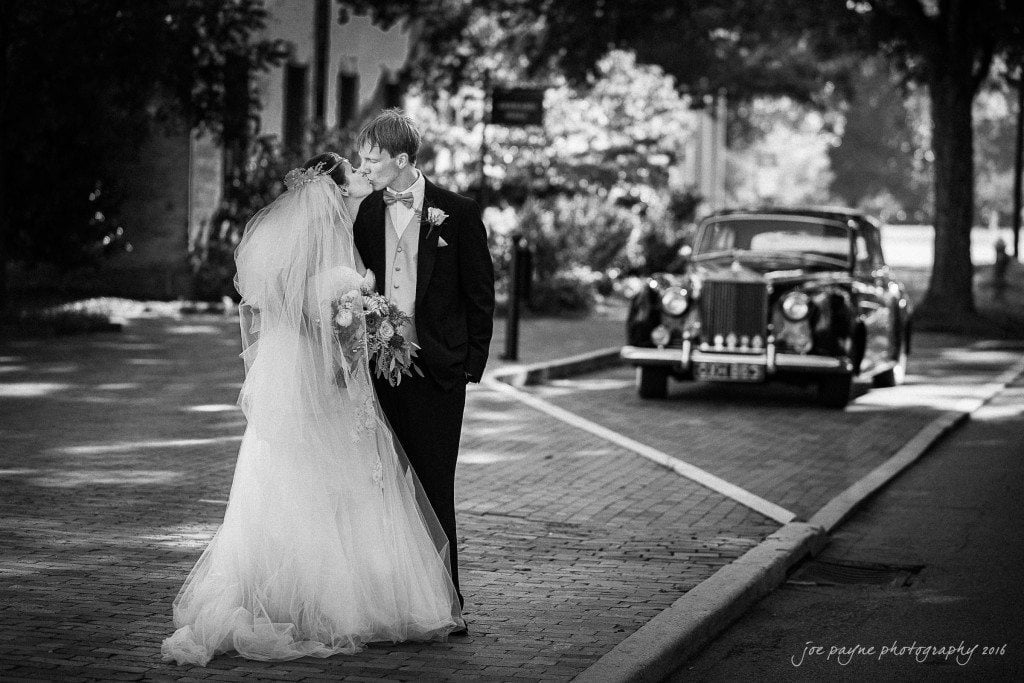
365, 191, 387, 295
415, 178, 441, 308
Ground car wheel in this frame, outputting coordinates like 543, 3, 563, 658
637, 366, 669, 399
873, 341, 908, 388
817, 374, 852, 408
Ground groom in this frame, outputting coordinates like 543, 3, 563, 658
352, 109, 495, 616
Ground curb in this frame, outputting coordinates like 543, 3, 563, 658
573, 350, 1024, 683
808, 410, 967, 532
487, 347, 622, 387
571, 522, 827, 683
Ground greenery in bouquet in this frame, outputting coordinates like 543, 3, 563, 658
339, 290, 423, 387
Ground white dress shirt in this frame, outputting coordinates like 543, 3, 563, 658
386, 169, 424, 239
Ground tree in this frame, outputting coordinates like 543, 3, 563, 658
406, 50, 698, 199
1, 0, 284, 311
338, 1, 850, 104
829, 58, 932, 222
345, 0, 1024, 323
848, 0, 1024, 320
728, 97, 838, 207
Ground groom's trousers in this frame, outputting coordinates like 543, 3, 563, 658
372, 372, 467, 608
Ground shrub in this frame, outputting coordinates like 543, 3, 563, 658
527, 272, 595, 316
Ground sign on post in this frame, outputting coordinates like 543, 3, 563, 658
490, 87, 545, 127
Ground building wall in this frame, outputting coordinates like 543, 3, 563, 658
257, 2, 410, 136
28, 5, 411, 301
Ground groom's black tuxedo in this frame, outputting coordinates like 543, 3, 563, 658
353, 178, 494, 389
353, 176, 494, 606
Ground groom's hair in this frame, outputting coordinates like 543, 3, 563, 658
356, 108, 421, 165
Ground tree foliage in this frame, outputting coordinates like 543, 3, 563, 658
339, 0, 852, 105
1, 0, 285, 274
407, 50, 697, 201
342, 0, 1024, 320
845, 0, 1024, 318
828, 58, 932, 222
728, 98, 838, 208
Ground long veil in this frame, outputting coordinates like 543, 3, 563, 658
233, 171, 370, 435
162, 171, 460, 666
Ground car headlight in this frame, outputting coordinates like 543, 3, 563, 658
660, 287, 689, 316
650, 325, 671, 347
781, 291, 810, 321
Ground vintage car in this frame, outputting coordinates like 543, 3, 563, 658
621, 207, 912, 407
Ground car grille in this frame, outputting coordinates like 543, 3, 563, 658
700, 280, 768, 340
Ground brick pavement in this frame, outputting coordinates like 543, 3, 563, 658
0, 316, 1015, 681
524, 336, 1022, 520
0, 315, 773, 681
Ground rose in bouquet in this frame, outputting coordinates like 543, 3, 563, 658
330, 289, 422, 387
362, 293, 424, 386
330, 290, 366, 385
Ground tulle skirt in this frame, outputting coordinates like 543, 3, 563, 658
161, 331, 462, 666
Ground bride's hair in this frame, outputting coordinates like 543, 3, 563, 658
302, 152, 347, 186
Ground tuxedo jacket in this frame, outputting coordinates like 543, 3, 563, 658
353, 177, 495, 390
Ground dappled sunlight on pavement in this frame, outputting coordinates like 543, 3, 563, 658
0, 313, 1018, 680
53, 436, 243, 456
0, 314, 777, 680
0, 382, 70, 397
518, 334, 1022, 521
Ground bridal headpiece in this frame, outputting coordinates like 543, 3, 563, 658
283, 153, 344, 190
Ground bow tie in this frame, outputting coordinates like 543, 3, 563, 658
383, 189, 414, 208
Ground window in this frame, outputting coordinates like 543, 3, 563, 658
283, 62, 308, 156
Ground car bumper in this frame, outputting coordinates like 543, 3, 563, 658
620, 344, 853, 375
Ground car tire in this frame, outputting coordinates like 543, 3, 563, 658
817, 374, 852, 408
873, 341, 908, 388
637, 366, 669, 399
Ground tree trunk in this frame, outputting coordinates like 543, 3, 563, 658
918, 70, 976, 321
0, 1, 9, 315
1013, 76, 1023, 260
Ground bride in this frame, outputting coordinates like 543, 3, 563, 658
161, 153, 463, 666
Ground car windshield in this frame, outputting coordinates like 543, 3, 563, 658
695, 218, 852, 266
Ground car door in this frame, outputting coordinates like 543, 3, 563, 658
865, 222, 905, 359
851, 224, 891, 373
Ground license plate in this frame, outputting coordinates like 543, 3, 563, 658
695, 362, 765, 383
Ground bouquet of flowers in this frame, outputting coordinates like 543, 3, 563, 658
330, 289, 423, 387
330, 290, 365, 385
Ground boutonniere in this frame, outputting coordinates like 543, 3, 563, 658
418, 206, 449, 239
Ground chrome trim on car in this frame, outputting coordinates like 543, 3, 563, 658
681, 338, 692, 370
622, 345, 852, 374
700, 280, 768, 341
691, 351, 768, 365
620, 346, 686, 365
775, 354, 850, 371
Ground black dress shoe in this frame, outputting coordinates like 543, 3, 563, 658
450, 622, 469, 637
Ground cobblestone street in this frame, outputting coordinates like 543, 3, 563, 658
0, 315, 1020, 681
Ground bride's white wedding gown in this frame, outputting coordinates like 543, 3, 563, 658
161, 178, 461, 666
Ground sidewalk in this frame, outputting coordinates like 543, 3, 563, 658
486, 308, 624, 371
0, 314, 1019, 681
674, 376, 1024, 681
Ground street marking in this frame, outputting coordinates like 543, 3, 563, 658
482, 379, 797, 525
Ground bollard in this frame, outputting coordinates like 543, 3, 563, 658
502, 233, 528, 361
